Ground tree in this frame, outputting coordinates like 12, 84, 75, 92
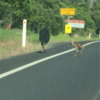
0, 0, 99, 36
0, 1, 13, 28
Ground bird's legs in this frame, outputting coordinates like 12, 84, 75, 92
74, 48, 78, 57
41, 42, 46, 53
80, 49, 83, 55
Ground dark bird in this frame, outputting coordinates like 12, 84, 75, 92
39, 26, 50, 53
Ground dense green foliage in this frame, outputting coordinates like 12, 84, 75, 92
0, 0, 100, 35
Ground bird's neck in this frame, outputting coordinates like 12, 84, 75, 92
71, 41, 75, 46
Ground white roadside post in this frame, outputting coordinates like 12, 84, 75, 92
22, 19, 27, 47
89, 33, 92, 39
99, 31, 100, 39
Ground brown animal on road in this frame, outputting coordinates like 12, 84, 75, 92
70, 40, 84, 57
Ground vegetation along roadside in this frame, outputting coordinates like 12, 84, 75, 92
0, 0, 100, 59
0, 28, 99, 60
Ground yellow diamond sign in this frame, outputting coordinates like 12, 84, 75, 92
65, 25, 72, 33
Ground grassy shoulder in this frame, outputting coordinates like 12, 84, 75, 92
0, 28, 99, 59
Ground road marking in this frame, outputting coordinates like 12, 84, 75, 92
93, 90, 100, 100
0, 41, 99, 79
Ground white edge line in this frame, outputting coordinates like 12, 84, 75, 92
93, 90, 100, 100
0, 41, 99, 79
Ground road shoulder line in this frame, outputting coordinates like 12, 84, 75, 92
0, 41, 99, 79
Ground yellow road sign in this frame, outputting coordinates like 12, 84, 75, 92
65, 25, 72, 33
60, 8, 75, 15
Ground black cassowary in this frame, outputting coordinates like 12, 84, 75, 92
39, 26, 50, 53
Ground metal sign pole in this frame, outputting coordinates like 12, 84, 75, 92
80, 29, 81, 37
67, 15, 69, 24
67, 15, 69, 37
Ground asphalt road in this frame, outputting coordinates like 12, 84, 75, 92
0, 41, 100, 100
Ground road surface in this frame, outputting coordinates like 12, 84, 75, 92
0, 41, 100, 100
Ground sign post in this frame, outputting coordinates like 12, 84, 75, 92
67, 15, 70, 37
22, 19, 27, 47
60, 8, 75, 15
65, 19, 85, 37
60, 8, 75, 36
65, 20, 85, 28
65, 25, 72, 33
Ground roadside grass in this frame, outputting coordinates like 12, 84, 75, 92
50, 33, 99, 42
0, 28, 99, 59
0, 28, 22, 42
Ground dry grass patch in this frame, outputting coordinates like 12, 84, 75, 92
0, 39, 41, 59
72, 34, 79, 38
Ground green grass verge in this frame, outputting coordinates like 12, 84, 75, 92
0, 28, 22, 42
50, 34, 99, 42
0, 28, 99, 59
0, 28, 99, 43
